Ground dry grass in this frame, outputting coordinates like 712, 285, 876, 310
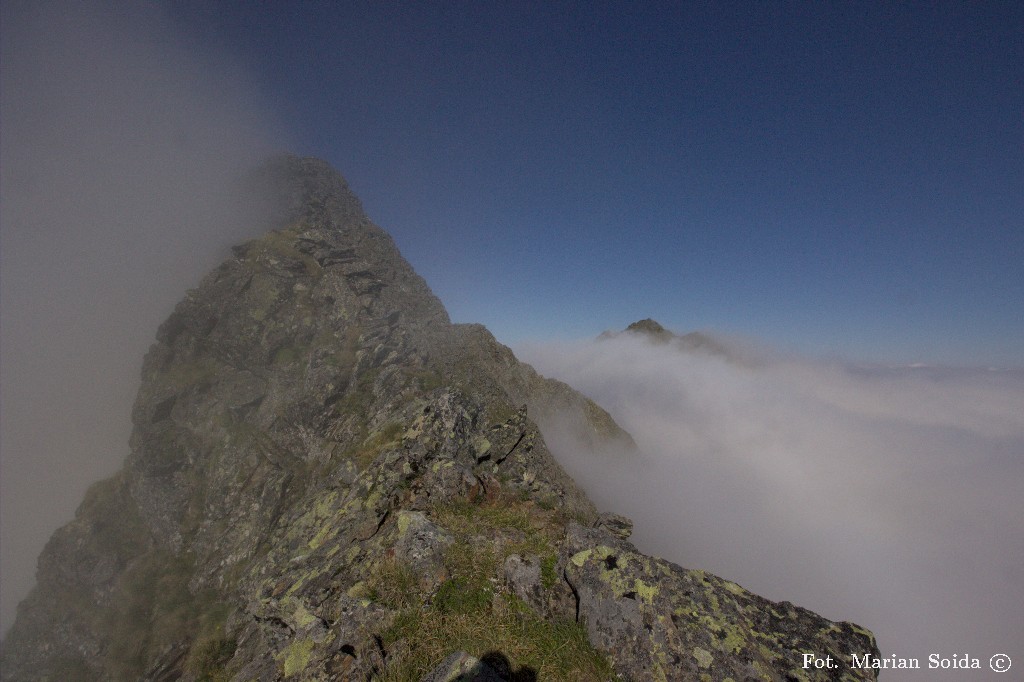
368, 496, 613, 681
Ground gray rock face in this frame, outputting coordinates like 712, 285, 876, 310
1, 157, 878, 681
561, 523, 877, 681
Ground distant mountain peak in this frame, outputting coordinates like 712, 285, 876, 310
601, 319, 733, 357
625, 318, 670, 338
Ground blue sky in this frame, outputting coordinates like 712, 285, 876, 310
166, 1, 1024, 365
2, 0, 1022, 645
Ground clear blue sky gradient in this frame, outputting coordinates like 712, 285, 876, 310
173, 1, 1023, 365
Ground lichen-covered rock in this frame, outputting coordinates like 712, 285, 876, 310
1, 157, 878, 681
562, 523, 878, 681
393, 511, 454, 583
594, 512, 633, 540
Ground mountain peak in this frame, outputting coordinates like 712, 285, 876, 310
625, 318, 671, 339
602, 319, 737, 360
2, 158, 878, 681
250, 154, 367, 228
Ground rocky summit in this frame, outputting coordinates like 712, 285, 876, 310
1, 157, 879, 681
599, 319, 735, 361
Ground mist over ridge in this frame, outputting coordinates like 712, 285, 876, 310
0, 1, 288, 633
517, 327, 1024, 680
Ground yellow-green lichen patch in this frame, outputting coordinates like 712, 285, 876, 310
396, 510, 415, 536
341, 495, 365, 515
313, 491, 339, 518
693, 647, 713, 669
570, 549, 593, 567
287, 490, 343, 550
632, 578, 658, 604
281, 637, 314, 677
280, 567, 325, 601
363, 486, 384, 511
307, 523, 335, 550
723, 580, 746, 596
718, 624, 747, 654
292, 602, 317, 629
284, 575, 306, 597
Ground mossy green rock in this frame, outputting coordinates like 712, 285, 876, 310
1, 157, 877, 681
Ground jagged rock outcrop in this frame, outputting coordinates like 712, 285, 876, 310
1, 157, 878, 681
561, 524, 878, 680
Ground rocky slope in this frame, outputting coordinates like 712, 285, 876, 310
1, 157, 879, 681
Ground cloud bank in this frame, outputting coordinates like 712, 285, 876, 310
518, 334, 1024, 680
0, 1, 286, 633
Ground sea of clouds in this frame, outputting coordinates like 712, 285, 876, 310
518, 332, 1023, 680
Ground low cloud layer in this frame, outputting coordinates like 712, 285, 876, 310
0, 1, 285, 633
518, 334, 1024, 680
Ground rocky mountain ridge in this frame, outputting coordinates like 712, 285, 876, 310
1, 157, 879, 681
